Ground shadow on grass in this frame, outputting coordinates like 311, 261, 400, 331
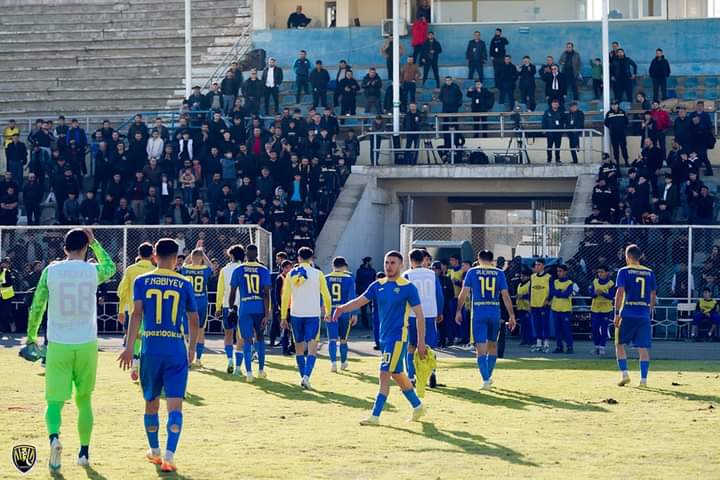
195, 366, 385, 411
643, 386, 720, 404
81, 464, 109, 480
441, 358, 720, 373
184, 392, 206, 407
435, 386, 608, 413
385, 422, 538, 467
153, 463, 195, 479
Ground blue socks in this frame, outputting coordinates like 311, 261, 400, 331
487, 355, 497, 378
407, 351, 416, 379
235, 351, 243, 368
196, 343, 204, 360
224, 345, 233, 359
477, 355, 490, 381
243, 342, 253, 373
617, 358, 628, 373
305, 355, 317, 378
254, 341, 266, 370
402, 389, 422, 408
166, 411, 183, 454
372, 393, 387, 417
640, 360, 650, 380
339, 343, 349, 363
144, 414, 159, 449
295, 355, 306, 377
329, 340, 337, 363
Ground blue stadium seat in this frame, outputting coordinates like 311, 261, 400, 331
418, 90, 434, 102
463, 79, 475, 90
642, 77, 652, 90
668, 77, 679, 88
685, 77, 699, 88
705, 77, 719, 89
580, 90, 594, 101
491, 103, 506, 112
684, 89, 698, 100
430, 103, 443, 113
704, 89, 718, 100
620, 101, 632, 111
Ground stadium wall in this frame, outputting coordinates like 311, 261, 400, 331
253, 18, 720, 76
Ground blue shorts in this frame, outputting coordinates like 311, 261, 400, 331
291, 316, 321, 343
327, 314, 353, 341
196, 298, 208, 329
239, 313, 264, 340
471, 316, 500, 344
408, 317, 438, 348
380, 340, 407, 374
616, 315, 651, 349
140, 354, 189, 401
222, 307, 237, 330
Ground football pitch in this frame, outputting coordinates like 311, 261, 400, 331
1, 347, 719, 479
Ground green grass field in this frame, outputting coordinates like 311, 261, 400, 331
1, 348, 719, 479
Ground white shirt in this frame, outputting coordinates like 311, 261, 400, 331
45, 260, 100, 344
218, 261, 242, 308
663, 183, 672, 201
146, 137, 164, 159
403, 267, 439, 318
552, 74, 559, 90
281, 262, 331, 318
265, 67, 276, 88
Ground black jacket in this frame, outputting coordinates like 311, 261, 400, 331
604, 109, 629, 137
261, 66, 284, 88
564, 110, 585, 131
496, 63, 518, 88
649, 56, 671, 79
438, 83, 463, 113
421, 39, 442, 64
543, 72, 567, 98
361, 74, 383, 98
242, 78, 265, 99
309, 68, 331, 91
465, 39, 487, 64
5, 142, 27, 166
489, 36, 509, 60
542, 108, 565, 131
518, 64, 537, 89
611, 57, 637, 80
466, 87, 494, 112
673, 116, 693, 150
402, 110, 425, 132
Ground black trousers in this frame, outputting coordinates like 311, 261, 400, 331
652, 77, 667, 102
468, 61, 484, 81
546, 133, 562, 162
612, 79, 633, 103
423, 60, 439, 87
0, 299, 13, 332
340, 95, 357, 115
568, 133, 580, 163
405, 134, 420, 165
25, 202, 41, 225
312, 88, 328, 108
264, 87, 279, 114
519, 85, 536, 111
296, 77, 309, 103
611, 135, 629, 165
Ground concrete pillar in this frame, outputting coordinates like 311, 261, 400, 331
336, 0, 351, 27
252, 0, 267, 30
451, 210, 472, 245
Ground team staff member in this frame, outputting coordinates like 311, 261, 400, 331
515, 269, 533, 345
550, 264, 577, 354
530, 258, 551, 353
589, 266, 615, 356
0, 257, 16, 333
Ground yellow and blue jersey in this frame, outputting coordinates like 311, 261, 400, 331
180, 264, 212, 302
697, 298, 718, 315
325, 271, 356, 318
448, 267, 464, 298
616, 265, 656, 319
589, 278, 615, 314
530, 272, 551, 308
230, 261, 272, 315
133, 268, 198, 357
362, 277, 420, 344
516, 281, 530, 311
550, 278, 575, 313
462, 266, 508, 319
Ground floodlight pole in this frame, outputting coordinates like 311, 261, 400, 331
602, 0, 610, 154
392, 0, 400, 134
185, 0, 192, 98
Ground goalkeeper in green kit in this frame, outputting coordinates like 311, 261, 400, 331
22, 228, 116, 473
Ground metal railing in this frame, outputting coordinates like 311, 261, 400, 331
199, 24, 253, 92
364, 128, 604, 165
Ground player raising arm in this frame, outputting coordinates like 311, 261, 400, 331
334, 250, 427, 426
23, 228, 116, 472
613, 244, 656, 387
455, 250, 515, 390
118, 238, 199, 473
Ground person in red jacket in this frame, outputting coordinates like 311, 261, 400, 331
649, 100, 671, 153
411, 16, 428, 64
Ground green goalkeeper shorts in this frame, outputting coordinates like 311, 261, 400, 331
45, 341, 98, 402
